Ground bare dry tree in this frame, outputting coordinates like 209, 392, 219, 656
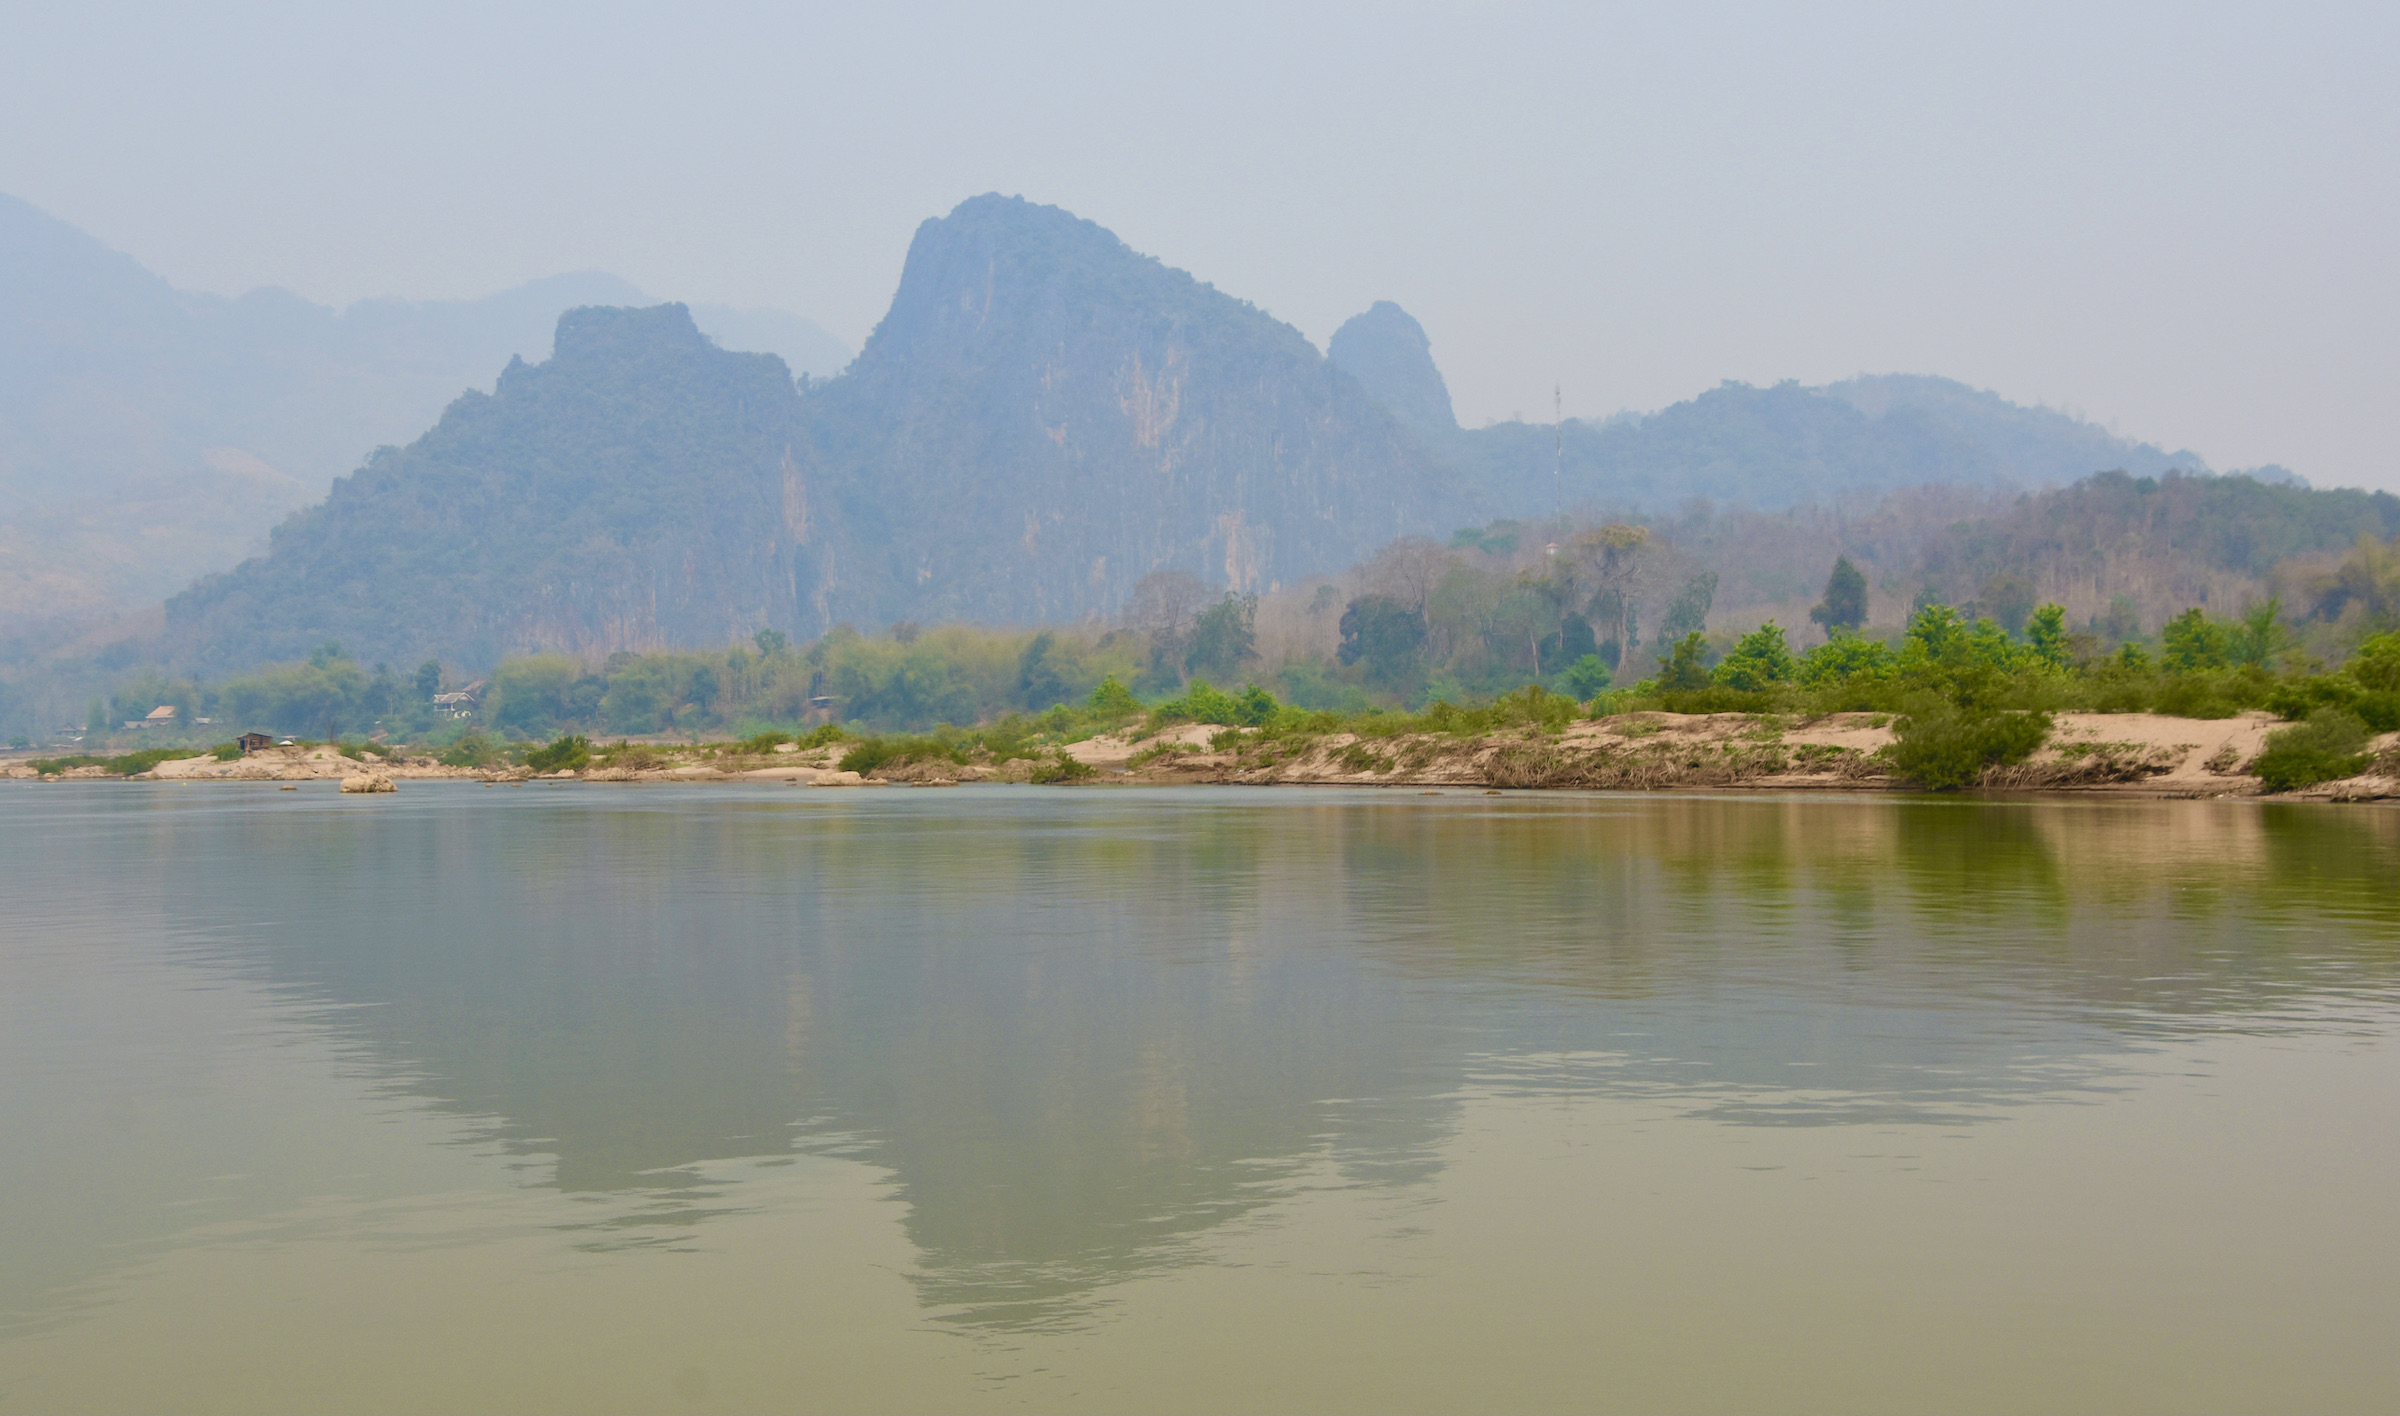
1125, 569, 1211, 636
1356, 536, 1451, 612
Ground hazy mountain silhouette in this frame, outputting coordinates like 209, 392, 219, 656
0, 191, 846, 635
12, 189, 2310, 679
1328, 301, 1457, 436
168, 197, 1478, 670
794, 195, 1469, 628
167, 305, 822, 675
1434, 374, 2222, 519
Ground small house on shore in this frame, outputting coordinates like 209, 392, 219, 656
237, 731, 274, 755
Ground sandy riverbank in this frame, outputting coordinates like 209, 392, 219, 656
1067, 710, 2396, 800
11, 712, 2394, 800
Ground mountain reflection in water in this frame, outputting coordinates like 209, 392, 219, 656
4, 785, 2395, 1341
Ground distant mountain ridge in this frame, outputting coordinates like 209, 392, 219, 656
0, 191, 847, 631
1437, 374, 2231, 519
168, 197, 1471, 671
169, 306, 815, 673
11, 191, 2344, 683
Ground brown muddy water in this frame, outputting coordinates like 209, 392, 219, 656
2, 783, 2394, 1414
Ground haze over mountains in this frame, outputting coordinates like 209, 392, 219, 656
0, 192, 848, 631
1, 190, 2323, 682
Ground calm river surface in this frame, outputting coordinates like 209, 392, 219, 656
2, 783, 2395, 1413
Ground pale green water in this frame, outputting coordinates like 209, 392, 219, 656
1, 783, 2395, 1413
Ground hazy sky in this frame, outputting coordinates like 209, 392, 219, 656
5, 3, 2396, 490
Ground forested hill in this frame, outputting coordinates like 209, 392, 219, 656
1437, 374, 2231, 514
796, 194, 1468, 627
166, 306, 819, 676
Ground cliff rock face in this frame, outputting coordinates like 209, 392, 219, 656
799, 196, 1471, 627
1328, 301, 1457, 436
152, 194, 2246, 679
167, 306, 822, 674
165, 199, 1481, 671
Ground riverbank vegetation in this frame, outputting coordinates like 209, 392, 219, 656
34, 516, 2400, 794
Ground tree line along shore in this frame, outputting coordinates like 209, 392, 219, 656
12, 587, 2399, 799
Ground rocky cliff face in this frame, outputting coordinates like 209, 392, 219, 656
164, 199, 1483, 672
151, 194, 2245, 679
797, 196, 1473, 628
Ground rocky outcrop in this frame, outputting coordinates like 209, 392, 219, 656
157, 197, 1479, 677
1328, 301, 1458, 436
801, 196, 1473, 627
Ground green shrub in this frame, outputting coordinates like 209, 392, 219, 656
105, 747, 204, 776
1403, 685, 1581, 737
211, 742, 243, 761
1656, 632, 1713, 691
838, 738, 902, 774
1234, 683, 1279, 726
1151, 679, 1244, 726
2149, 674, 2241, 720
1088, 675, 1142, 717
1885, 705, 2053, 791
1561, 654, 1613, 700
30, 755, 105, 775
2249, 709, 2371, 792
1654, 685, 1776, 715
1127, 741, 1202, 768
1027, 750, 1095, 784
439, 732, 502, 768
525, 734, 593, 773
30, 748, 203, 776
1797, 632, 1897, 689
1713, 621, 1796, 691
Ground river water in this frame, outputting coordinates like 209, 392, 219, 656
2, 783, 2394, 1413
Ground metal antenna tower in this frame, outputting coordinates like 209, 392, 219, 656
1544, 384, 1563, 558
1554, 384, 1563, 519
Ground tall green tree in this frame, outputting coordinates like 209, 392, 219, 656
1658, 632, 1713, 691
2227, 599, 2287, 668
1808, 556, 1869, 633
1337, 595, 1428, 687
1017, 632, 1068, 709
2161, 608, 2230, 671
2025, 604, 2070, 668
1657, 573, 1717, 643
1185, 594, 1259, 682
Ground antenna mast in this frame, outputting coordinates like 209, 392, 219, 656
1544, 384, 1562, 558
